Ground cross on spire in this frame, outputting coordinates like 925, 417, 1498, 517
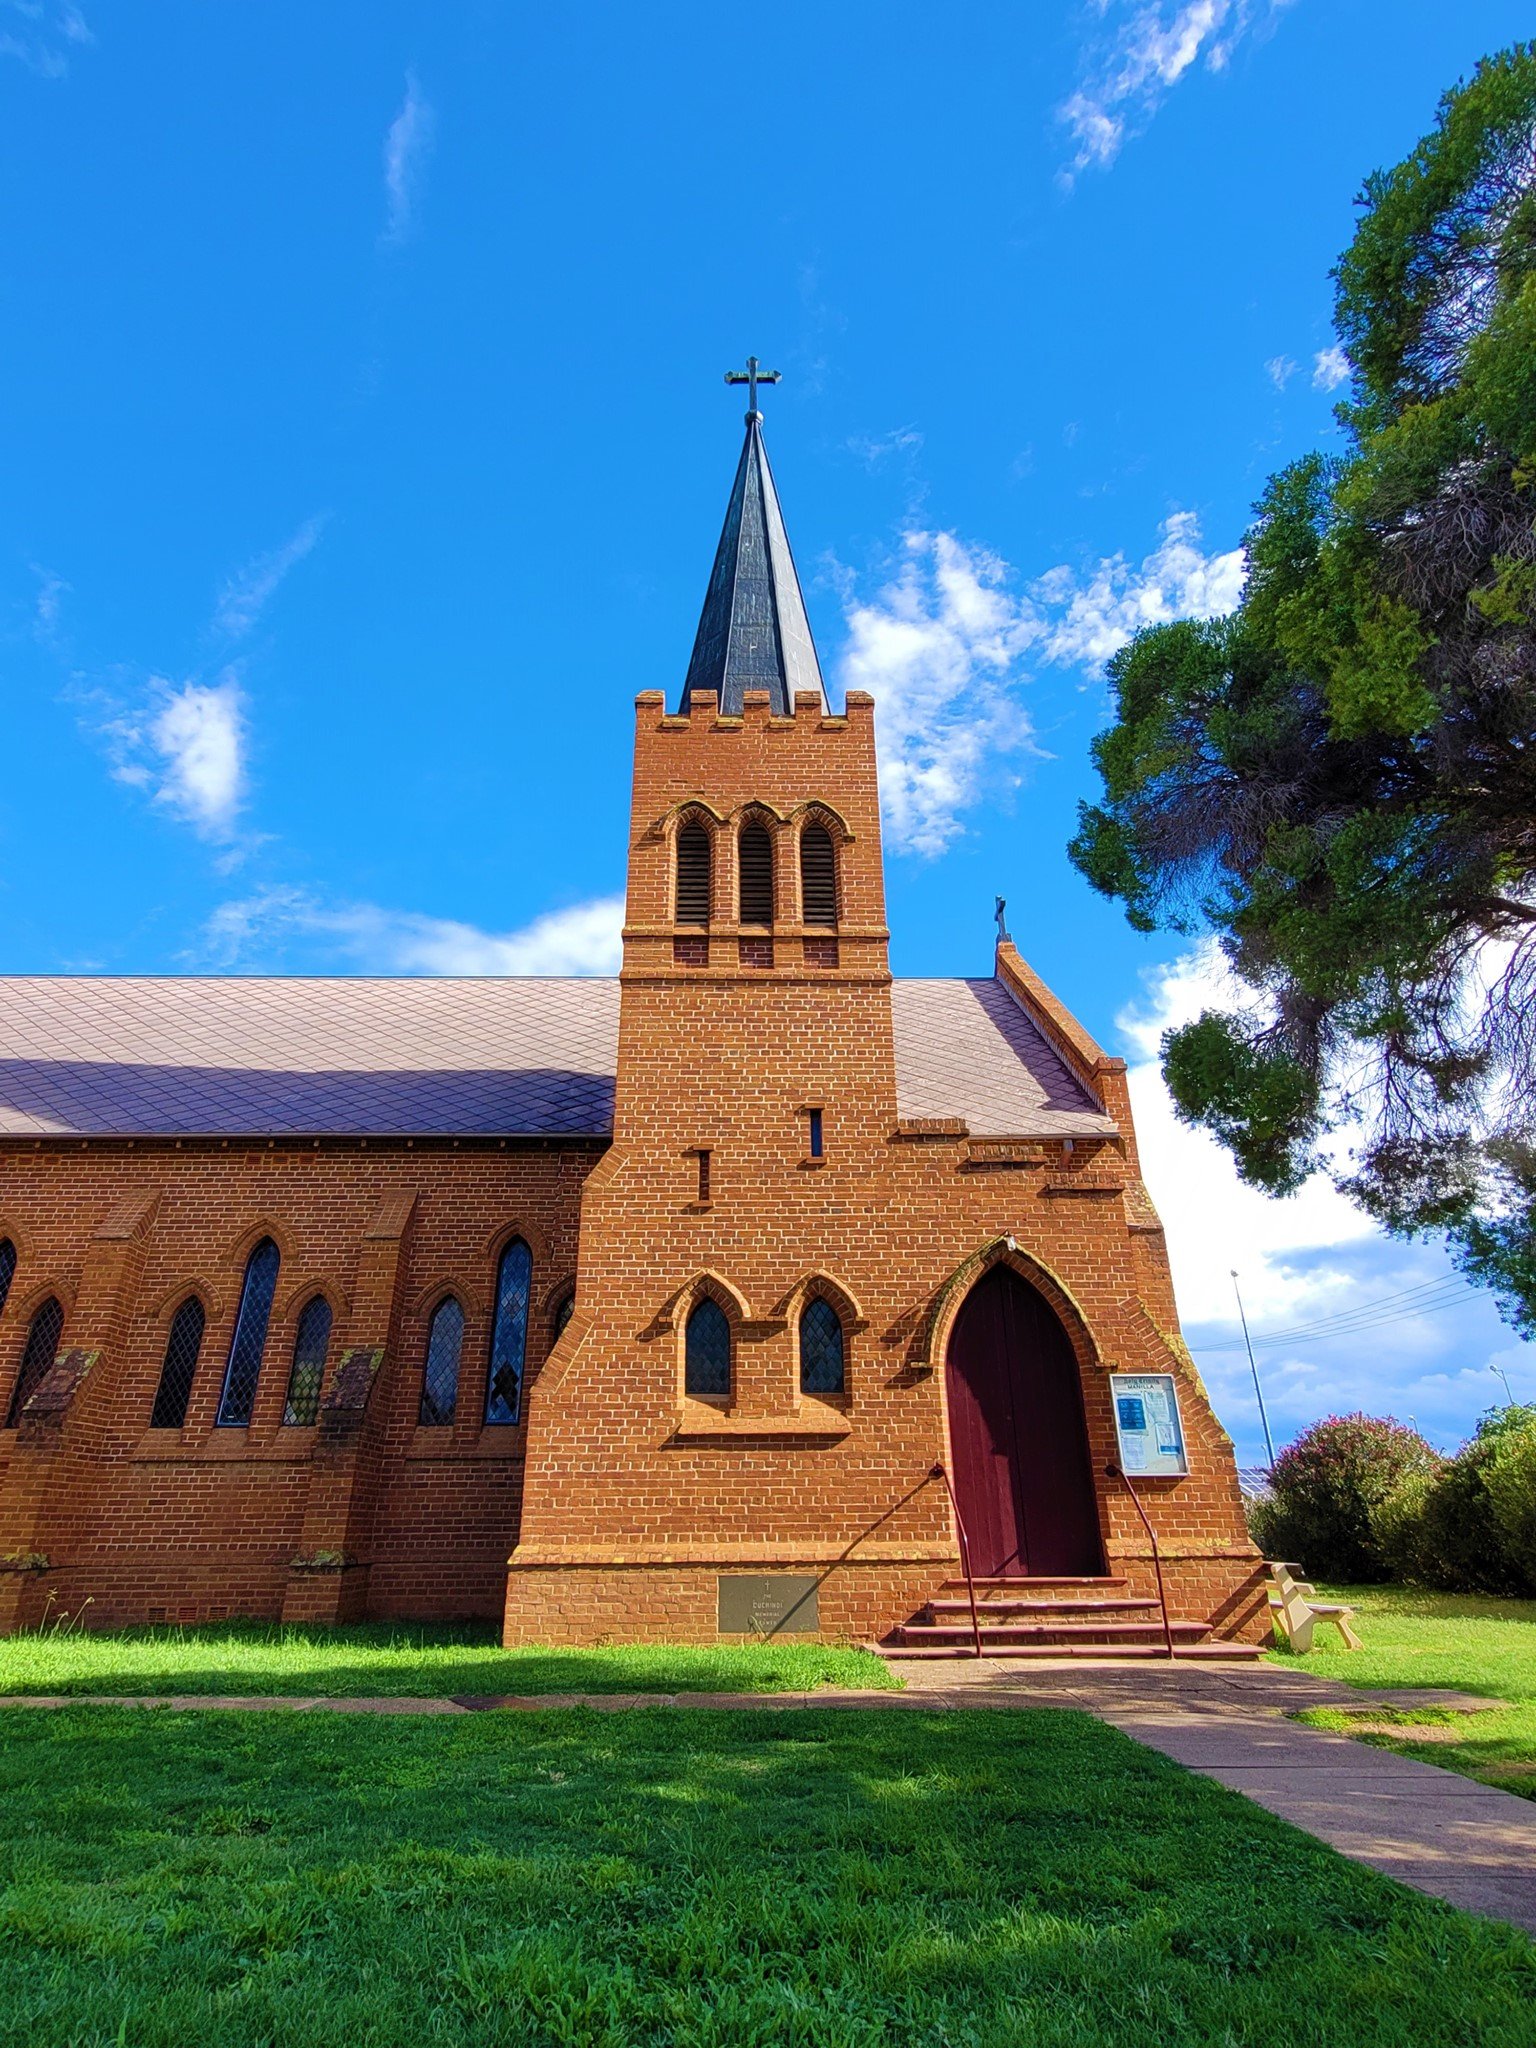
724, 353, 781, 421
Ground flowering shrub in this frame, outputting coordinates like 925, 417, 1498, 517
1249, 1414, 1440, 1582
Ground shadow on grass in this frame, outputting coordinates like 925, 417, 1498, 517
0, 1620, 899, 1698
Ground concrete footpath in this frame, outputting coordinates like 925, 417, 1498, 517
5, 1657, 1534, 1938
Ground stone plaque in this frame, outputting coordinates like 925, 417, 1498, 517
717, 1574, 820, 1637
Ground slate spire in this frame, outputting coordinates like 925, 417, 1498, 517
680, 372, 825, 716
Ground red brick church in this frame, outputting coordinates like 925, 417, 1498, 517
0, 379, 1265, 1653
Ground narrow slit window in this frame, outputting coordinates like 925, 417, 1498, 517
807, 1109, 824, 1159
685, 1297, 731, 1397
419, 1295, 464, 1427
0, 1239, 16, 1321
800, 825, 838, 926
696, 1148, 712, 1204
738, 824, 774, 925
485, 1238, 532, 1425
676, 823, 712, 925
799, 1298, 845, 1395
282, 1295, 333, 1426
150, 1296, 205, 1429
552, 1289, 576, 1339
216, 1237, 280, 1427
6, 1295, 64, 1427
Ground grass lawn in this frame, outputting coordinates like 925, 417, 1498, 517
1, 1705, 1532, 2046
1270, 1585, 1536, 1800
0, 1620, 898, 1699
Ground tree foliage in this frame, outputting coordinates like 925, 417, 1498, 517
1071, 46, 1536, 1327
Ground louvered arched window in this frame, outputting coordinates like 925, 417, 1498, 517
419, 1295, 464, 1427
0, 1240, 16, 1322
216, 1237, 280, 1427
7, 1295, 64, 1427
151, 1296, 205, 1429
676, 823, 712, 925
283, 1295, 333, 1426
799, 1297, 846, 1395
738, 824, 774, 925
800, 825, 838, 926
485, 1238, 532, 1425
685, 1297, 731, 1398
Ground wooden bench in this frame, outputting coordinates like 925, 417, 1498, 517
1267, 1562, 1362, 1652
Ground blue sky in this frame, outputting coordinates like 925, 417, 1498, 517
4, 0, 1534, 1460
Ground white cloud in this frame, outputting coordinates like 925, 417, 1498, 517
381, 71, 434, 247
838, 532, 1042, 859
1033, 508, 1245, 669
846, 427, 925, 470
0, 0, 92, 76
203, 887, 626, 977
1059, 1, 1294, 179
213, 517, 324, 640
1265, 354, 1297, 391
1312, 343, 1350, 391
30, 561, 66, 638
140, 677, 248, 837
836, 511, 1243, 857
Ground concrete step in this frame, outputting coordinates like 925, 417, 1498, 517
943, 1576, 1128, 1591
891, 1619, 1211, 1645
872, 1640, 1266, 1662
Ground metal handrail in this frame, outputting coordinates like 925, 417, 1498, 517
929, 1463, 984, 1657
1105, 1461, 1175, 1658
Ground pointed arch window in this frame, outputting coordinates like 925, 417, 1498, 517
150, 1296, 205, 1429
685, 1296, 732, 1398
800, 825, 838, 926
676, 823, 712, 925
6, 1295, 64, 1427
282, 1295, 333, 1426
738, 823, 774, 925
552, 1289, 576, 1340
799, 1297, 846, 1395
419, 1295, 464, 1427
0, 1239, 16, 1321
216, 1237, 280, 1427
485, 1238, 532, 1425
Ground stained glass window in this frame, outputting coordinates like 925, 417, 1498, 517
0, 1239, 16, 1321
151, 1296, 205, 1429
216, 1237, 280, 1427
420, 1296, 464, 1427
283, 1295, 332, 1426
6, 1295, 64, 1427
800, 1298, 845, 1395
485, 1239, 532, 1425
685, 1296, 731, 1398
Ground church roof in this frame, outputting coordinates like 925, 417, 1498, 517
679, 414, 825, 716
0, 975, 1114, 1141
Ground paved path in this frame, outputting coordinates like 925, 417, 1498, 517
5, 1660, 1534, 1937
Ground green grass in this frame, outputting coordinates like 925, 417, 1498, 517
0, 1619, 899, 1700
1270, 1585, 1536, 1799
0, 1705, 1530, 2045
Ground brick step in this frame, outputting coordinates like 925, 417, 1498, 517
890, 1619, 1211, 1645
943, 1576, 1127, 1591
927, 1595, 1158, 1617
873, 1640, 1266, 1663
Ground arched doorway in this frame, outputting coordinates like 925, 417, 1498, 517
944, 1264, 1105, 1578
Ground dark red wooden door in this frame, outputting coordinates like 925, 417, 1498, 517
944, 1266, 1104, 1578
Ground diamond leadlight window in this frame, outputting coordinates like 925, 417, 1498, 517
485, 1239, 532, 1425
283, 1295, 333, 1426
0, 1239, 16, 1322
685, 1296, 731, 1398
216, 1237, 280, 1427
150, 1296, 205, 1429
799, 1297, 845, 1395
420, 1296, 464, 1427
6, 1295, 64, 1427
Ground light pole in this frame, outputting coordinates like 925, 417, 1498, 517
1231, 1268, 1277, 1470
1492, 1363, 1515, 1406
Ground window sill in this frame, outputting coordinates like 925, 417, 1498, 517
670, 1409, 852, 1442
